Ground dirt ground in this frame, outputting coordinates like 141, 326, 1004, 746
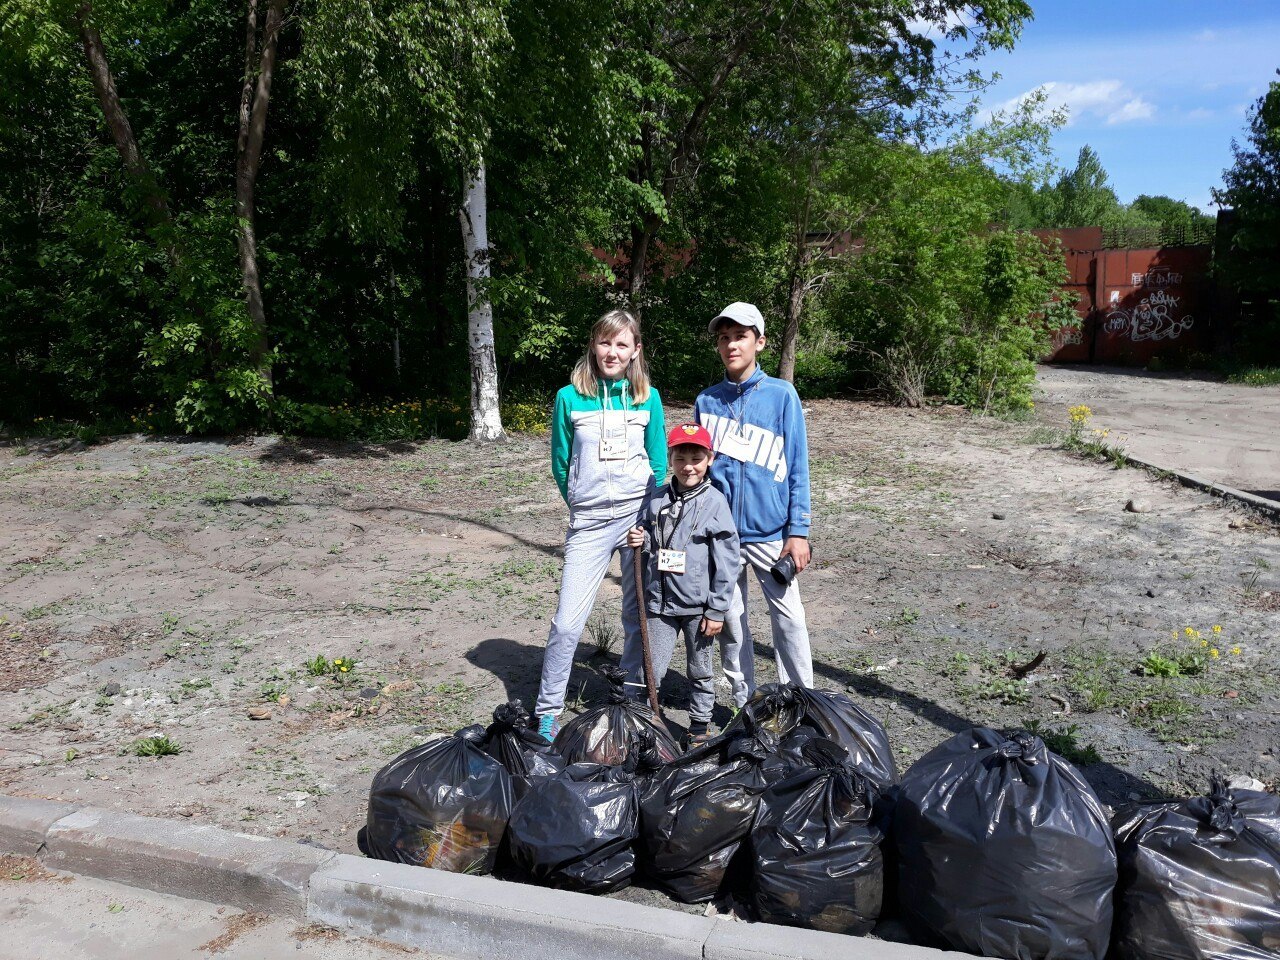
3, 398, 1278, 886
1037, 365, 1280, 502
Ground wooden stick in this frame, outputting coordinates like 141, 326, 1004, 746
633, 547, 660, 715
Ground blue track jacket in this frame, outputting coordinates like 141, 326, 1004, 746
694, 367, 812, 544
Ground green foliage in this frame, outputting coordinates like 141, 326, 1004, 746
1215, 79, 1280, 366
822, 134, 1071, 411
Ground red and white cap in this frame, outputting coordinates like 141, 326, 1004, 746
666, 422, 713, 451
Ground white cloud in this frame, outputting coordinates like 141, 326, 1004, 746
906, 9, 977, 38
987, 80, 1156, 126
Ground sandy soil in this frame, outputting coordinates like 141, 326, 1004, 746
2, 400, 1278, 874
1036, 365, 1280, 501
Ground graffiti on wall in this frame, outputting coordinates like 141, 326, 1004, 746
1104, 289, 1194, 342
1129, 266, 1183, 288
1050, 326, 1084, 353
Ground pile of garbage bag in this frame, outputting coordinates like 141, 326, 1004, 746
895, 727, 1117, 960
553, 666, 681, 766
1112, 776, 1280, 960
356, 682, 1279, 960
750, 737, 884, 935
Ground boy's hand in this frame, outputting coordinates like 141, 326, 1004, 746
781, 536, 810, 573
700, 617, 723, 638
626, 526, 645, 549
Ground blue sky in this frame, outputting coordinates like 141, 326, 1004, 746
947, 1, 1279, 211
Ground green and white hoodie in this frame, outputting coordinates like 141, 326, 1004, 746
551, 380, 667, 521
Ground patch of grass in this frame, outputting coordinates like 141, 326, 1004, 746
127, 735, 183, 757
979, 676, 1031, 705
1023, 425, 1065, 445
586, 613, 620, 658
1022, 720, 1102, 766
1225, 366, 1280, 387
889, 607, 920, 627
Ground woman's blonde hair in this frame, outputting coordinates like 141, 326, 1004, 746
570, 309, 650, 403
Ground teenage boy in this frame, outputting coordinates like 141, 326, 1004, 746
623, 423, 740, 746
695, 302, 813, 707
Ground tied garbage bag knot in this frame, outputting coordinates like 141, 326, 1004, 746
602, 665, 631, 704
1206, 773, 1246, 837
994, 729, 1043, 764
488, 699, 526, 731
480, 700, 564, 800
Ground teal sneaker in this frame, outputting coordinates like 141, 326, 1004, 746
537, 713, 560, 743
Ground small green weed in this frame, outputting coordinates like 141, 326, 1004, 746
128, 735, 183, 757
981, 676, 1031, 705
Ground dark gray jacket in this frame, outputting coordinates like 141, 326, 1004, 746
637, 480, 739, 620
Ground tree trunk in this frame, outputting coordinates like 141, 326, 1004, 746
778, 156, 818, 383
459, 160, 505, 441
779, 253, 807, 383
75, 3, 179, 267
235, 0, 285, 395
628, 223, 653, 313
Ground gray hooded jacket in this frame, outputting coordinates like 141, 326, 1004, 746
637, 479, 739, 619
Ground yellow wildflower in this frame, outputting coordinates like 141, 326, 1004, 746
1184, 627, 1195, 636
1211, 625, 1222, 634
1230, 646, 1242, 656
1209, 648, 1220, 658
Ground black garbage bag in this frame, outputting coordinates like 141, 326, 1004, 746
506, 752, 650, 894
638, 717, 777, 903
1112, 776, 1280, 960
895, 727, 1116, 960
728, 683, 896, 790
480, 700, 565, 799
553, 666, 681, 766
357, 724, 513, 875
751, 737, 884, 936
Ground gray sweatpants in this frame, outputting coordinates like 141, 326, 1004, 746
536, 511, 641, 716
719, 539, 814, 707
621, 613, 716, 723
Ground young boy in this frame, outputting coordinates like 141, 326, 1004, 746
694, 302, 813, 708
623, 423, 740, 746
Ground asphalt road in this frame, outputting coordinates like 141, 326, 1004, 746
1036, 365, 1279, 502
0, 861, 438, 960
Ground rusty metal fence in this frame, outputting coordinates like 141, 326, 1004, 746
1035, 229, 1214, 365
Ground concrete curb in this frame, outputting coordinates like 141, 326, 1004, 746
1124, 454, 1280, 521
1, 794, 951, 960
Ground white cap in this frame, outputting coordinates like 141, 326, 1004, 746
708, 302, 765, 336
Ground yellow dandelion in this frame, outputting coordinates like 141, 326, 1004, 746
1230, 646, 1242, 655
1184, 627, 1195, 636
1209, 648, 1220, 658
1200, 639, 1208, 648
1211, 625, 1222, 634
